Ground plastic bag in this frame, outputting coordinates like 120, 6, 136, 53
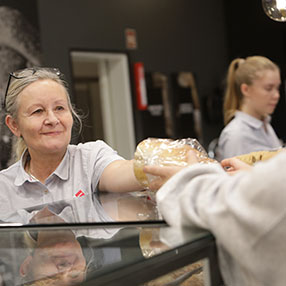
133, 138, 216, 189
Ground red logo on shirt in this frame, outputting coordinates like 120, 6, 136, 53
75, 190, 85, 197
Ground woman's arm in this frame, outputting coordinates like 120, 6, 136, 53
99, 159, 144, 192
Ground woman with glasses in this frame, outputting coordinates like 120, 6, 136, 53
0, 67, 144, 223
216, 55, 282, 161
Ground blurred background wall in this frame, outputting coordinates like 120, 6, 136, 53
0, 0, 285, 164
38, 0, 229, 151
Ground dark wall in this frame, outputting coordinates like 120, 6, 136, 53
224, 0, 286, 141
37, 0, 229, 148
0, 0, 38, 26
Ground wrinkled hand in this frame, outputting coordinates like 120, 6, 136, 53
143, 150, 199, 191
221, 157, 252, 175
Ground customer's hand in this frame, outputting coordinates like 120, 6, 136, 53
143, 151, 199, 191
221, 157, 252, 175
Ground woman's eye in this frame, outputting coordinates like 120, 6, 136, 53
32, 109, 43, 114
264, 86, 273, 92
56, 106, 64, 111
57, 262, 71, 271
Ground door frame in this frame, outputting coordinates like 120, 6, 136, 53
70, 49, 136, 159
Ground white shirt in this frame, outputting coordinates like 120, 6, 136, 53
0, 141, 123, 238
156, 152, 286, 286
217, 111, 281, 160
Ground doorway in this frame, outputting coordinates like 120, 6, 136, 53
70, 51, 136, 159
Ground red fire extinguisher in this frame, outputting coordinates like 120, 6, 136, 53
134, 62, 148, 110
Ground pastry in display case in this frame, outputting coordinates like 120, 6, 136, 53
139, 227, 204, 286
141, 262, 204, 286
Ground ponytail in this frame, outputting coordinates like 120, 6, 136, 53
223, 58, 244, 125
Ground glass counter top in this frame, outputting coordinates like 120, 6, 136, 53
0, 221, 214, 286
0, 192, 222, 286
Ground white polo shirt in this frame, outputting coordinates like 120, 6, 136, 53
217, 111, 282, 160
0, 141, 124, 229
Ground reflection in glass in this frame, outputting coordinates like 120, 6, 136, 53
0, 215, 212, 286
262, 0, 286, 22
1, 209, 131, 285
0, 216, 165, 285
20, 228, 87, 285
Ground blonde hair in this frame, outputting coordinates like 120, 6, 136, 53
223, 56, 279, 125
21, 270, 86, 286
5, 68, 82, 160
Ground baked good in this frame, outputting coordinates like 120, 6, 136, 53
235, 148, 284, 165
142, 263, 204, 286
133, 138, 216, 188
139, 228, 204, 286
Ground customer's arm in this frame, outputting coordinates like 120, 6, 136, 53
156, 151, 286, 251
155, 152, 286, 284
156, 153, 286, 229
221, 157, 252, 175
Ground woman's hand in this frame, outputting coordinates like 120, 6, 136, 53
143, 151, 199, 191
221, 157, 252, 175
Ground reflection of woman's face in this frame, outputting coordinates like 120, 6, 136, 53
242, 69, 281, 120
30, 234, 86, 285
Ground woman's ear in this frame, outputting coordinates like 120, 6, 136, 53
240, 83, 250, 97
19, 255, 33, 277
5, 115, 21, 137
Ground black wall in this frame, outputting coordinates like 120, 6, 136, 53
37, 0, 229, 148
0, 0, 38, 26
37, 0, 286, 147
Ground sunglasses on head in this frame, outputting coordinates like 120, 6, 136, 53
2, 67, 62, 110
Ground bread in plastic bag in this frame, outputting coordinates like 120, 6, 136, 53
133, 138, 216, 188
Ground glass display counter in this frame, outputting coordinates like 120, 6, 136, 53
0, 192, 223, 286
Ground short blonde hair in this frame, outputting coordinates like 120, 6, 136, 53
5, 67, 82, 159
